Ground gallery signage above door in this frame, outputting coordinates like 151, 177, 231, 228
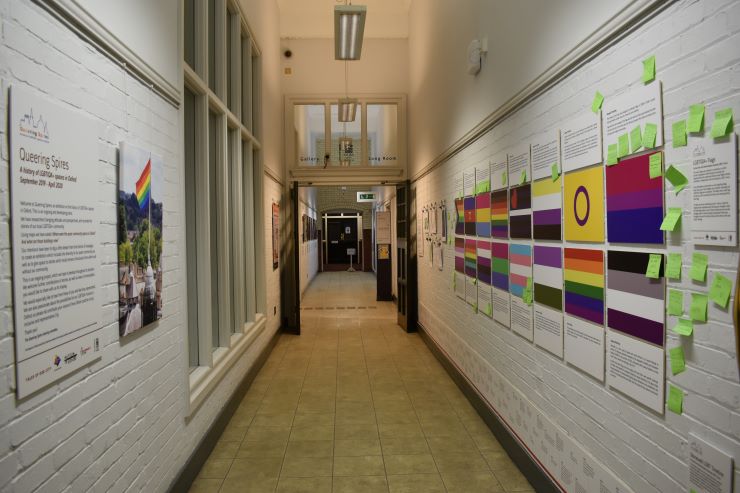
357, 192, 376, 202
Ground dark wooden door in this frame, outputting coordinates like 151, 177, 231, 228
397, 181, 417, 331
327, 218, 357, 264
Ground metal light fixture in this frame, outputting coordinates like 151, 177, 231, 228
334, 5, 366, 60
337, 97, 358, 123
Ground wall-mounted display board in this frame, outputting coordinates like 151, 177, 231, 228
376, 211, 391, 244
118, 142, 164, 338
10, 86, 103, 398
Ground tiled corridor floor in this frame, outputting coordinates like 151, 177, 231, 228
189, 272, 534, 493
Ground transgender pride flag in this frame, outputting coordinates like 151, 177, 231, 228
136, 159, 152, 211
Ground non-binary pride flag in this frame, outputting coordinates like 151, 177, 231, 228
491, 190, 508, 238
564, 248, 604, 325
136, 158, 152, 210
605, 152, 664, 244
607, 250, 665, 346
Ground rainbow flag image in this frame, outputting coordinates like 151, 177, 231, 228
564, 248, 604, 325
491, 190, 508, 238
136, 159, 151, 211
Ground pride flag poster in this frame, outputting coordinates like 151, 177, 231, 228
464, 239, 477, 277
510, 243, 533, 340
509, 184, 532, 239
606, 151, 664, 244
492, 242, 510, 328
464, 197, 476, 236
607, 250, 665, 347
532, 176, 562, 241
477, 240, 492, 285
455, 237, 465, 274
564, 248, 604, 325
455, 198, 464, 235
533, 245, 563, 357
476, 193, 492, 237
118, 142, 164, 338
491, 190, 508, 238
564, 165, 604, 242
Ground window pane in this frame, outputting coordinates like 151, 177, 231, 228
184, 0, 195, 69
184, 88, 198, 367
209, 111, 220, 349
330, 104, 361, 166
367, 104, 398, 165
229, 131, 239, 333
243, 141, 256, 323
294, 105, 325, 166
242, 37, 252, 128
208, 0, 216, 92
227, 10, 234, 112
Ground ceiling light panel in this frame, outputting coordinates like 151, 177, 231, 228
334, 5, 366, 60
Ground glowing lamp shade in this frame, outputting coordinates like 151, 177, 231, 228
337, 98, 358, 122
334, 5, 366, 60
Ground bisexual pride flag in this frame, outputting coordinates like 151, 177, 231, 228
136, 159, 151, 211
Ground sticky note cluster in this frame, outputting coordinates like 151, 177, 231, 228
668, 289, 683, 316
649, 153, 662, 178
673, 318, 693, 337
690, 293, 708, 322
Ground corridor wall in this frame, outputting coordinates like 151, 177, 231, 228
298, 187, 319, 297
411, 1, 740, 492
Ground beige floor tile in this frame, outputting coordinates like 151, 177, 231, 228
244, 425, 290, 443
292, 412, 335, 428
334, 438, 382, 456
379, 437, 429, 456
493, 465, 534, 491
383, 454, 437, 475
219, 476, 277, 493
225, 457, 283, 480
441, 470, 504, 493
334, 455, 386, 476
483, 450, 515, 470
374, 411, 419, 425
218, 425, 248, 443
289, 424, 335, 441
197, 458, 232, 479
208, 441, 240, 460
332, 475, 389, 493
250, 412, 295, 429
188, 478, 222, 493
236, 438, 288, 458
377, 422, 424, 439
432, 451, 490, 473
285, 440, 334, 458
276, 476, 332, 493
426, 435, 477, 455
387, 473, 446, 493
281, 456, 333, 478
335, 423, 379, 440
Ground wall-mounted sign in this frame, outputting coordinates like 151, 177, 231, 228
376, 211, 391, 244
357, 192, 376, 202
10, 85, 103, 398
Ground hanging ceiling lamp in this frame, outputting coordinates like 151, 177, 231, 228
334, 4, 366, 60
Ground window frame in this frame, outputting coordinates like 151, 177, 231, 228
182, 0, 265, 415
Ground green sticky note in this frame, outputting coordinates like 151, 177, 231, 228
688, 104, 705, 133
668, 289, 683, 316
519, 169, 527, 185
643, 123, 658, 148
642, 55, 656, 83
673, 318, 693, 337
473, 303, 478, 313
485, 303, 492, 316
659, 208, 682, 231
630, 125, 643, 153
649, 153, 662, 178
666, 253, 682, 280
690, 253, 708, 282
669, 346, 686, 375
665, 165, 688, 195
646, 253, 662, 279
710, 108, 734, 138
551, 163, 559, 181
672, 120, 687, 147
667, 384, 683, 414
592, 91, 604, 113
617, 134, 629, 158
607, 144, 618, 166
709, 273, 732, 308
502, 171, 507, 186
690, 293, 708, 322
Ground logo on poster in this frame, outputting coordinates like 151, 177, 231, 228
18, 108, 50, 143
53, 355, 61, 367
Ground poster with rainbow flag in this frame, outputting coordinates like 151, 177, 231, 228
118, 142, 164, 338
491, 190, 508, 239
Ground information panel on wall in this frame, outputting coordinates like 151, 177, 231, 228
9, 85, 102, 398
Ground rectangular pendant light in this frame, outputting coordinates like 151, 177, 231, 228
334, 5, 366, 60
337, 98, 358, 122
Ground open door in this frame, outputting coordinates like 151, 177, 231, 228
396, 180, 417, 331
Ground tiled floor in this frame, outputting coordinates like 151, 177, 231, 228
189, 272, 534, 493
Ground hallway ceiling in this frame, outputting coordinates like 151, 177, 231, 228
277, 0, 410, 39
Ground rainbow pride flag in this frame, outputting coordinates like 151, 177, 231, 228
564, 248, 604, 325
136, 159, 152, 211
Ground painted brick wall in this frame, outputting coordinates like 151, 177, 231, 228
299, 199, 319, 297
414, 1, 740, 492
0, 1, 280, 492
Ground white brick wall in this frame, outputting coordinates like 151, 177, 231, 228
0, 2, 281, 492
415, 1, 740, 492
298, 199, 319, 297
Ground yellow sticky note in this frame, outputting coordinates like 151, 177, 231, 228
690, 293, 708, 322
666, 253, 682, 280
520, 169, 527, 185
709, 273, 732, 308
618, 134, 629, 158
688, 104, 705, 133
643, 123, 658, 148
673, 318, 693, 337
642, 55, 656, 83
592, 91, 604, 113
607, 144, 618, 166
665, 165, 688, 195
668, 289, 683, 316
646, 253, 662, 279
667, 384, 683, 414
672, 120, 687, 147
710, 108, 734, 138
630, 125, 643, 153
649, 153, 662, 178
690, 253, 708, 282
669, 346, 686, 375
659, 208, 682, 232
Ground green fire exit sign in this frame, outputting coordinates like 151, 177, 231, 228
357, 192, 376, 202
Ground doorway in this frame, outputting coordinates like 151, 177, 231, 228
325, 212, 361, 269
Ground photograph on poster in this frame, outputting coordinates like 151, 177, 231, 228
118, 142, 164, 338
